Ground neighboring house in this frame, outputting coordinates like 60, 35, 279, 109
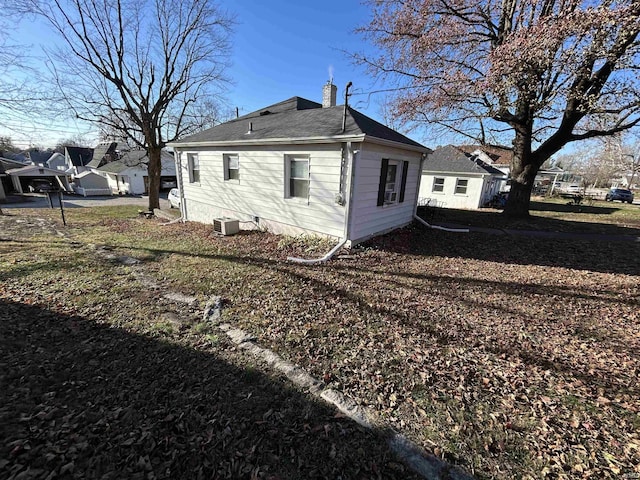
72, 170, 111, 196
86, 142, 118, 169
420, 145, 506, 210
65, 146, 94, 174
98, 148, 176, 195
30, 150, 54, 166
168, 82, 430, 245
6, 164, 72, 193
46, 153, 70, 172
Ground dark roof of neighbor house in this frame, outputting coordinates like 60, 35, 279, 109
29, 150, 54, 165
98, 149, 173, 174
65, 146, 94, 167
173, 97, 427, 151
0, 157, 30, 174
457, 144, 513, 165
424, 145, 505, 175
87, 142, 118, 168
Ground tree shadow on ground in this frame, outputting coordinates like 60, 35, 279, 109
0, 299, 420, 480
421, 203, 640, 237
365, 223, 640, 276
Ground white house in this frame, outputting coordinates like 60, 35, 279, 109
72, 170, 111, 196
168, 83, 430, 246
419, 145, 506, 210
98, 149, 176, 195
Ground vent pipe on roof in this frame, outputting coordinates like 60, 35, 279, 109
247, 122, 253, 134
341, 81, 353, 134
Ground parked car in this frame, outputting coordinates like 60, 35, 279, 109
605, 188, 634, 203
28, 179, 55, 193
565, 184, 582, 193
167, 188, 180, 208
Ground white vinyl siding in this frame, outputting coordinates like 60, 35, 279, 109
349, 143, 422, 243
178, 144, 345, 238
419, 173, 499, 209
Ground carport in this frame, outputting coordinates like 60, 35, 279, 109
6, 165, 72, 193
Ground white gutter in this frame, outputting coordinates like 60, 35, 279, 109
168, 134, 429, 155
287, 238, 347, 265
168, 134, 366, 148
175, 150, 186, 220
413, 214, 469, 233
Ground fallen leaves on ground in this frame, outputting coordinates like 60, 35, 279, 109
2, 208, 640, 479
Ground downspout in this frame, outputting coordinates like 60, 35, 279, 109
413, 153, 469, 233
174, 149, 186, 222
287, 143, 356, 265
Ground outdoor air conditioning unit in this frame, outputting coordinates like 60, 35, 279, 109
213, 217, 239, 236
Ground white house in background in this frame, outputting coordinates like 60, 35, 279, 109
72, 171, 111, 196
168, 82, 430, 245
419, 145, 506, 210
98, 148, 175, 195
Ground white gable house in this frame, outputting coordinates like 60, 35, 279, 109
169, 83, 430, 246
420, 145, 507, 210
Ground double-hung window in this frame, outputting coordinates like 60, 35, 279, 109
432, 177, 445, 193
187, 153, 200, 183
455, 178, 468, 194
377, 159, 409, 206
285, 155, 310, 199
224, 154, 239, 182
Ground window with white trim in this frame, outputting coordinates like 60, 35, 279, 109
187, 153, 199, 183
224, 154, 239, 182
384, 161, 400, 204
455, 178, 468, 194
432, 177, 445, 193
285, 155, 310, 199
377, 158, 409, 207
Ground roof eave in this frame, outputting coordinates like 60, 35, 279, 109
362, 135, 431, 154
168, 134, 367, 148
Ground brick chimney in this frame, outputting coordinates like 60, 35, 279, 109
322, 80, 337, 108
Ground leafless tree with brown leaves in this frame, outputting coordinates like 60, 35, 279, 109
356, 0, 640, 217
14, 0, 233, 211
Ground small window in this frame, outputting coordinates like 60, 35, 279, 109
432, 177, 445, 193
224, 154, 239, 181
187, 153, 199, 183
377, 159, 409, 207
455, 178, 468, 194
286, 155, 309, 199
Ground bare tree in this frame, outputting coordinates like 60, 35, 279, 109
16, 0, 233, 211
356, 0, 640, 217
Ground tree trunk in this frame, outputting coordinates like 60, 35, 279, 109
147, 146, 162, 211
503, 127, 539, 218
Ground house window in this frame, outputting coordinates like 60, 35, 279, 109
187, 153, 199, 183
432, 177, 445, 193
285, 155, 310, 199
455, 178, 468, 194
377, 159, 409, 206
224, 154, 239, 181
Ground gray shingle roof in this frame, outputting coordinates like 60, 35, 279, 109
87, 142, 118, 168
424, 145, 505, 175
173, 97, 427, 150
98, 149, 173, 174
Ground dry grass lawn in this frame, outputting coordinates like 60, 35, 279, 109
1, 204, 639, 479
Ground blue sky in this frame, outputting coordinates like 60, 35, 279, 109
228, 1, 377, 116
2, 0, 407, 149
